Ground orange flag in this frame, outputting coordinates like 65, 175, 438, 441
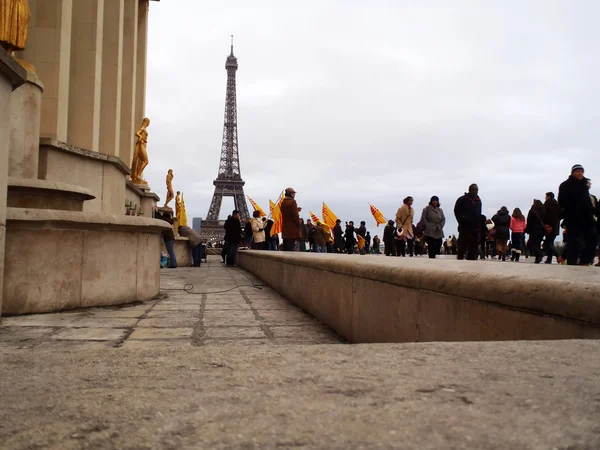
322, 202, 338, 230
247, 196, 266, 217
369, 203, 387, 227
270, 200, 282, 236
309, 211, 332, 237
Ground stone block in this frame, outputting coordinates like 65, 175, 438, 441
120, 339, 193, 349
203, 327, 266, 339
136, 233, 161, 300
81, 230, 137, 307
128, 328, 193, 340
136, 318, 198, 328
69, 317, 138, 328
52, 327, 127, 341
3, 228, 83, 314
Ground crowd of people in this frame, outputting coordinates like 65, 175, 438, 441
169, 164, 600, 268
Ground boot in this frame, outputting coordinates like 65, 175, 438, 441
501, 253, 506, 262
511, 251, 516, 261
515, 253, 520, 262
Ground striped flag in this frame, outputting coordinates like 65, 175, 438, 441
270, 200, 282, 236
247, 195, 267, 217
322, 202, 338, 230
310, 211, 332, 237
369, 203, 387, 227
357, 234, 366, 251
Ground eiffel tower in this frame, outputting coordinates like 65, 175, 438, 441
201, 38, 250, 242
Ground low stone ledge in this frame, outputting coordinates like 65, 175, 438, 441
6, 208, 171, 233
8, 177, 95, 211
238, 252, 600, 342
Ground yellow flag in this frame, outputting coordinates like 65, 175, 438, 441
270, 200, 282, 236
309, 211, 332, 239
357, 234, 365, 251
179, 193, 188, 227
247, 195, 266, 217
322, 202, 338, 230
369, 203, 387, 227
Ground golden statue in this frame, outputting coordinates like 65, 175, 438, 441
175, 191, 181, 218
0, 0, 30, 54
164, 169, 174, 207
130, 117, 150, 185
178, 193, 188, 227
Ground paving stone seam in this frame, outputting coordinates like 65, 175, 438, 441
240, 289, 275, 341
191, 293, 207, 346
113, 297, 163, 348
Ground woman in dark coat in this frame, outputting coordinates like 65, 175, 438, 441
526, 199, 547, 264
491, 206, 511, 261
333, 219, 344, 253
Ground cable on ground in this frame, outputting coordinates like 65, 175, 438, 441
160, 267, 267, 295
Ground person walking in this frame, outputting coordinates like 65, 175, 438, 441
454, 184, 482, 260
558, 165, 598, 265
365, 231, 372, 254
345, 221, 356, 255
383, 220, 396, 256
264, 219, 276, 251
280, 187, 302, 251
312, 222, 329, 253
300, 218, 309, 252
396, 196, 415, 257
224, 210, 243, 266
178, 225, 203, 267
372, 235, 381, 254
491, 206, 511, 261
525, 200, 547, 264
543, 192, 561, 264
509, 208, 526, 262
333, 219, 344, 253
420, 196, 446, 259
250, 210, 266, 250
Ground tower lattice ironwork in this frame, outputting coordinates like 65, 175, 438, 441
201, 39, 249, 242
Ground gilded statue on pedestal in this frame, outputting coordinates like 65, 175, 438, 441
130, 117, 150, 185
0, 0, 30, 54
164, 169, 174, 207
175, 191, 181, 218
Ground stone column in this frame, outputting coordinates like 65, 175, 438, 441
135, 0, 149, 129
99, 0, 124, 157
16, 0, 73, 142
0, 50, 27, 316
67, 0, 105, 152
120, 0, 139, 167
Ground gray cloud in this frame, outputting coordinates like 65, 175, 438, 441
144, 0, 600, 235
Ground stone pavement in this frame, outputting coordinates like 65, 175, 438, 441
0, 340, 599, 449
0, 258, 343, 349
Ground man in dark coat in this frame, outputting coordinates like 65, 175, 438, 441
280, 187, 302, 251
543, 192, 561, 264
558, 164, 598, 265
333, 219, 344, 253
224, 210, 243, 266
454, 184, 482, 260
178, 225, 203, 267
345, 221, 356, 255
356, 221, 367, 254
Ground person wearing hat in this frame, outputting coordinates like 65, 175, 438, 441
491, 206, 511, 261
420, 196, 446, 259
558, 165, 598, 265
280, 187, 302, 251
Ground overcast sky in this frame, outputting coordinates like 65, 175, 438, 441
144, 0, 600, 235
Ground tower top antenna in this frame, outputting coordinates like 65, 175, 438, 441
230, 35, 234, 55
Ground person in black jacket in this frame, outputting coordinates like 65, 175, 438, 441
356, 221, 367, 254
454, 184, 482, 260
543, 192, 561, 264
526, 199, 546, 264
224, 210, 243, 266
383, 220, 396, 256
558, 164, 598, 265
333, 219, 344, 253
345, 221, 356, 255
491, 206, 511, 261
